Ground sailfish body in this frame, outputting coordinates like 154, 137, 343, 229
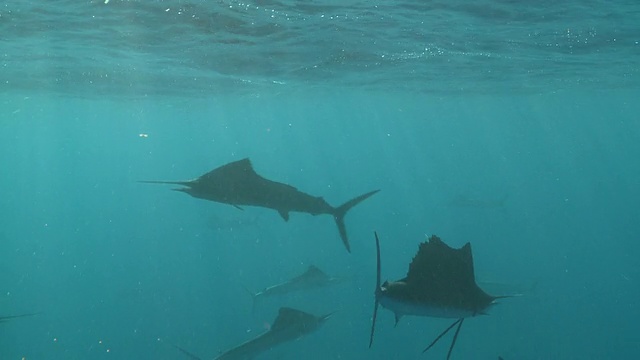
141, 158, 379, 252
369, 233, 507, 359
250, 265, 342, 301
175, 307, 331, 360
215, 308, 328, 360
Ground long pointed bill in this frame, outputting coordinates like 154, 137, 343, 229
369, 231, 383, 348
0, 313, 39, 322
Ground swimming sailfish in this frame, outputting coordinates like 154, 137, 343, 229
140, 158, 379, 252
246, 265, 343, 309
175, 307, 331, 360
369, 232, 508, 359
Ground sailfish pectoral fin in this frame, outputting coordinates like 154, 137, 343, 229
446, 318, 464, 360
394, 313, 402, 327
278, 209, 290, 221
422, 318, 464, 359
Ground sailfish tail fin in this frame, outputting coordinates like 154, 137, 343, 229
333, 190, 380, 253
241, 285, 259, 314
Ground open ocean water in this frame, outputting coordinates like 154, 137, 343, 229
1, 1, 639, 359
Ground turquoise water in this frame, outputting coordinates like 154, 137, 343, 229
1, 1, 639, 359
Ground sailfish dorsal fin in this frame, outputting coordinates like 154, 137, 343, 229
302, 265, 329, 280
199, 158, 256, 182
270, 307, 318, 331
405, 235, 477, 293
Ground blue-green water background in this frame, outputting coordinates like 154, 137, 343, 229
1, 1, 639, 359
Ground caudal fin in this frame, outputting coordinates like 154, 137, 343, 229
334, 190, 380, 252
241, 285, 260, 314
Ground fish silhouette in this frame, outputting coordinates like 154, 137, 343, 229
141, 158, 379, 252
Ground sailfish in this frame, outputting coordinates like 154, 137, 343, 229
369, 232, 509, 359
175, 307, 331, 360
246, 265, 344, 310
140, 158, 379, 252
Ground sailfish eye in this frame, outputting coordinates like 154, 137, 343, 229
381, 281, 390, 291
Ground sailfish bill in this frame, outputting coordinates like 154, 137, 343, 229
0, 313, 38, 323
140, 158, 379, 252
369, 232, 509, 359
